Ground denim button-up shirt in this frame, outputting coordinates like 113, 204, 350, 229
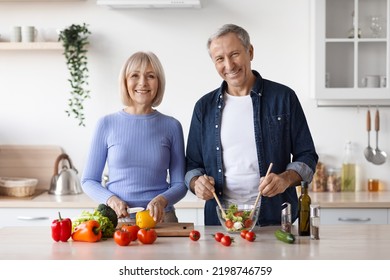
185, 70, 318, 226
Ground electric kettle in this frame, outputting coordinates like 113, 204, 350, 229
49, 153, 83, 195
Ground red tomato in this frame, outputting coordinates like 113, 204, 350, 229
137, 228, 157, 244
213, 232, 225, 242
121, 225, 140, 241
240, 230, 248, 239
189, 230, 201, 241
114, 230, 132, 246
233, 211, 244, 217
220, 235, 233, 247
225, 220, 234, 228
245, 231, 256, 242
244, 219, 253, 229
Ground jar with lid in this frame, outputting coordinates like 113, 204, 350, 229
312, 161, 326, 192
327, 167, 341, 192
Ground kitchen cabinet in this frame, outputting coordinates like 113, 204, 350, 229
175, 208, 204, 226
0, 42, 62, 50
311, 0, 390, 106
0, 207, 93, 227
320, 208, 388, 224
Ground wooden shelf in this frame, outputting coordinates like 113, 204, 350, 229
0, 42, 63, 50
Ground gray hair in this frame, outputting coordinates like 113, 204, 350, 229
119, 51, 166, 107
207, 24, 251, 55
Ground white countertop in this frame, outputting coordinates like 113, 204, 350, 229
1, 224, 389, 260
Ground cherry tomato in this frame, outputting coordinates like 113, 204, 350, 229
220, 235, 233, 247
225, 220, 234, 228
244, 219, 253, 229
240, 230, 249, 239
245, 231, 256, 242
233, 211, 244, 217
114, 229, 132, 246
189, 230, 201, 241
213, 232, 225, 242
137, 228, 157, 244
121, 225, 140, 241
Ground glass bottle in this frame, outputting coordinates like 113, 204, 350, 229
347, 10, 361, 38
298, 181, 311, 236
281, 202, 291, 233
310, 204, 320, 240
341, 141, 356, 192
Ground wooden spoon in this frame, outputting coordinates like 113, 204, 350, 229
249, 162, 273, 219
204, 174, 227, 220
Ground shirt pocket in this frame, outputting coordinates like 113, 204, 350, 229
267, 114, 289, 146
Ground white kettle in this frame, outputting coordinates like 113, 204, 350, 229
49, 153, 83, 195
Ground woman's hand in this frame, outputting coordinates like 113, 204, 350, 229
147, 195, 168, 223
107, 196, 128, 218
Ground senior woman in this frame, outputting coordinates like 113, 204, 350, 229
82, 51, 187, 223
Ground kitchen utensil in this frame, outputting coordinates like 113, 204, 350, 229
250, 162, 273, 219
371, 109, 387, 165
49, 153, 83, 195
206, 173, 226, 220
127, 207, 144, 214
364, 109, 375, 162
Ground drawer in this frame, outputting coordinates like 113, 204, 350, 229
0, 208, 94, 228
321, 208, 388, 225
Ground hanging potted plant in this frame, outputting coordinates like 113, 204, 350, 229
59, 23, 91, 127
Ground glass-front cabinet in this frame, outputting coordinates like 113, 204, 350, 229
311, 0, 389, 106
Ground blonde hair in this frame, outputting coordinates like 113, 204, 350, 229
119, 51, 166, 107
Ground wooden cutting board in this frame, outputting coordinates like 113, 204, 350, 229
118, 222, 194, 237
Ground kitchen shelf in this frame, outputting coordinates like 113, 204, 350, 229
311, 0, 390, 105
0, 42, 62, 50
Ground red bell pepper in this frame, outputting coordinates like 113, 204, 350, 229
51, 212, 72, 242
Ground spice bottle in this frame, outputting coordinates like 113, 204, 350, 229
298, 181, 311, 236
281, 202, 291, 233
310, 204, 320, 240
341, 141, 356, 192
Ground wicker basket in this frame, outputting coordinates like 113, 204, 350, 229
0, 177, 38, 197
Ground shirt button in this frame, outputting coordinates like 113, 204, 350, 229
278, 116, 281, 121
216, 147, 220, 150
215, 125, 218, 128
218, 105, 221, 109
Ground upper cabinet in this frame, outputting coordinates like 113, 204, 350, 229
311, 0, 390, 106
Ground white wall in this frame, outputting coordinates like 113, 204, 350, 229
0, 0, 389, 190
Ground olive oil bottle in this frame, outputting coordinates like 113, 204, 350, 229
298, 181, 311, 236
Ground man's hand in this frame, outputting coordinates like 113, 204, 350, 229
190, 175, 216, 200
259, 170, 302, 197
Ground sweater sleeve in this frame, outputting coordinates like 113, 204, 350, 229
81, 117, 115, 204
159, 118, 187, 206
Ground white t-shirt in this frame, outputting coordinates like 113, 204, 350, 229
220, 92, 260, 205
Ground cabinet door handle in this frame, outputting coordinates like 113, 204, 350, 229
17, 216, 49, 221
338, 217, 371, 222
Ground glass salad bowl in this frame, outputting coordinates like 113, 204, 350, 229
216, 203, 260, 233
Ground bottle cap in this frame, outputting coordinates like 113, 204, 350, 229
310, 204, 320, 216
281, 202, 291, 215
301, 181, 308, 188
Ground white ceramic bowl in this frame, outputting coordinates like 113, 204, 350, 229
216, 203, 260, 233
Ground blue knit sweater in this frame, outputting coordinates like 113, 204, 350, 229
81, 110, 187, 211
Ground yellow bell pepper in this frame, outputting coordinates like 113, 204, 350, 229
136, 210, 156, 229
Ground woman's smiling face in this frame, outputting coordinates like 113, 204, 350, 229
126, 63, 158, 110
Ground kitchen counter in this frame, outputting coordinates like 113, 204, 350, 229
0, 191, 205, 209
1, 190, 390, 209
310, 191, 390, 208
0, 224, 389, 260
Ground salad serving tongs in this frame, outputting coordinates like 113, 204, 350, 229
249, 162, 273, 220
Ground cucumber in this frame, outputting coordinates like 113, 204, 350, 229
274, 229, 295, 244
